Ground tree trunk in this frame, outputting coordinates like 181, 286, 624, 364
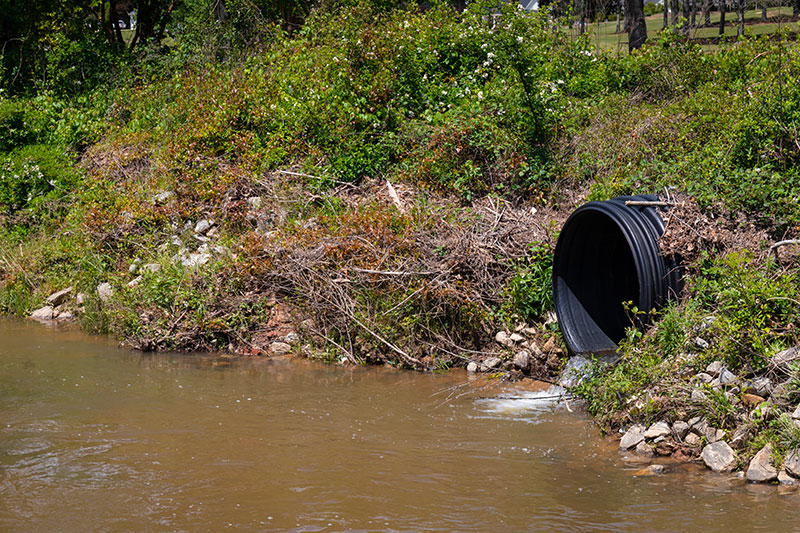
626, 0, 647, 50
691, 0, 697, 26
737, 0, 745, 37
671, 0, 680, 25
703, 0, 711, 25
663, 0, 669, 28
617, 0, 623, 33
761, 2, 767, 22
213, 0, 227, 22
719, 0, 726, 35
682, 0, 691, 33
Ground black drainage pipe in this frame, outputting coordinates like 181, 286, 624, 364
552, 195, 682, 355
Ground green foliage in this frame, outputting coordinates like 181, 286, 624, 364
691, 252, 800, 372
506, 242, 553, 323
0, 144, 79, 222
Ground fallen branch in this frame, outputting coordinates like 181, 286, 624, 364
767, 239, 800, 261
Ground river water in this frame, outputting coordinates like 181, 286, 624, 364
1, 319, 799, 531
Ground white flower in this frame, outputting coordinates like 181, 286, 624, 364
477, 91, 484, 100
517, 36, 524, 43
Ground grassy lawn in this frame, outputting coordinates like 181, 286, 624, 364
573, 7, 799, 52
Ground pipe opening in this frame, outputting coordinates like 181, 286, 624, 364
553, 195, 681, 356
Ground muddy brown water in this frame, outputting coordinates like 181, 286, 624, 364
2, 319, 800, 531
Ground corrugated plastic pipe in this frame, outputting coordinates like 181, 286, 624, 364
552, 195, 682, 355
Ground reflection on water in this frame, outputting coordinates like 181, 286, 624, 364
1, 318, 799, 531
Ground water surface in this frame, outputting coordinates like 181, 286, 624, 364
1, 319, 798, 531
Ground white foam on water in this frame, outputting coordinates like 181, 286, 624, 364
473, 385, 569, 422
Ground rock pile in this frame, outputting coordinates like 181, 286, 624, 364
466, 321, 562, 378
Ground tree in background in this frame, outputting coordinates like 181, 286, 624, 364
625, 0, 647, 49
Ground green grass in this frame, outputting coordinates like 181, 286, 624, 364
575, 7, 799, 51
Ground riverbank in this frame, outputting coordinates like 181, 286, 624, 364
2, 2, 800, 484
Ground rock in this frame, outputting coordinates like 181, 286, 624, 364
784, 449, 800, 478
746, 444, 778, 483
792, 404, 800, 420
521, 326, 538, 337
142, 263, 161, 273
30, 306, 56, 321
181, 252, 210, 268
509, 333, 524, 343
269, 342, 292, 355
708, 428, 725, 443
730, 426, 750, 446
127, 276, 142, 288
483, 357, 502, 370
55, 311, 73, 321
691, 389, 708, 402
284, 331, 299, 343
152, 190, 174, 204
695, 337, 710, 350
685, 433, 702, 446
778, 469, 797, 485
466, 362, 479, 373
513, 350, 530, 371
76, 292, 87, 305
688, 415, 705, 428
495, 331, 514, 348
635, 441, 654, 456
742, 393, 766, 408
619, 424, 646, 450
701, 441, 737, 472
194, 219, 214, 234
46, 286, 73, 306
719, 368, 737, 386
633, 464, 665, 476
97, 283, 113, 303
696, 372, 713, 383
542, 336, 556, 353
706, 361, 724, 376
644, 421, 671, 440
672, 421, 690, 440
771, 346, 800, 373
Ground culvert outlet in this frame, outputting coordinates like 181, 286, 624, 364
553, 195, 682, 355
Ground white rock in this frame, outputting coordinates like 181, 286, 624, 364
194, 219, 214, 234
270, 342, 292, 355
152, 191, 174, 204
76, 292, 87, 305
685, 433, 701, 446
127, 276, 142, 288
746, 444, 778, 483
495, 331, 514, 348
706, 361, 724, 376
672, 421, 690, 440
696, 372, 713, 383
783, 448, 800, 478
466, 362, 479, 373
142, 263, 161, 273
695, 337, 710, 350
619, 424, 646, 450
644, 421, 671, 440
284, 331, 299, 343
792, 404, 800, 420
691, 389, 707, 402
55, 311, 73, 321
635, 441, 654, 456
719, 368, 737, 385
46, 286, 73, 306
509, 333, 525, 343
778, 469, 797, 485
513, 350, 530, 370
181, 252, 210, 268
483, 357, 502, 370
701, 441, 737, 472
30, 306, 56, 321
97, 283, 113, 303
771, 346, 800, 372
